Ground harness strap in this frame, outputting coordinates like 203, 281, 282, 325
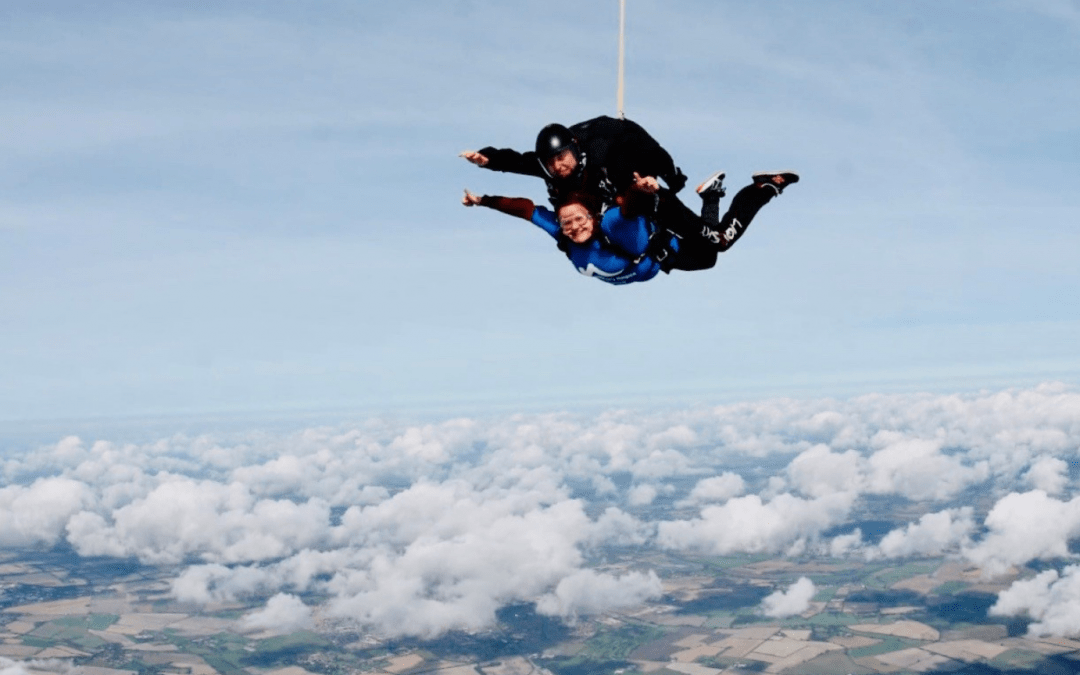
596, 220, 678, 275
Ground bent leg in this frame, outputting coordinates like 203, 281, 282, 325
655, 191, 725, 247
713, 184, 776, 252
656, 180, 784, 254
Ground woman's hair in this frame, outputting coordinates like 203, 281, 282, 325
556, 190, 601, 219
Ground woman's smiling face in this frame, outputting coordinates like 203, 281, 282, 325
557, 202, 595, 244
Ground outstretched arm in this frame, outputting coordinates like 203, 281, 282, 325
459, 146, 546, 178
462, 189, 536, 220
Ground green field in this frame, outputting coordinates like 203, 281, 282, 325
864, 561, 940, 588
23, 614, 119, 651
581, 623, 668, 660
846, 635, 921, 658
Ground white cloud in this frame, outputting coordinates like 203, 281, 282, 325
829, 530, 864, 557
865, 435, 989, 501
332, 479, 566, 549
874, 508, 976, 559
629, 448, 697, 480
627, 483, 658, 506
795, 409, 852, 444
536, 569, 662, 619
67, 478, 331, 565
761, 577, 816, 618
786, 444, 861, 499
1024, 456, 1069, 495
239, 593, 314, 634
678, 472, 746, 505
990, 565, 1080, 637
389, 419, 477, 464
964, 491, 1080, 577
0, 658, 74, 675
656, 492, 856, 556
325, 496, 594, 638
0, 659, 31, 675
0, 477, 93, 547
171, 563, 278, 604
647, 424, 697, 450
231, 454, 311, 497
589, 507, 652, 546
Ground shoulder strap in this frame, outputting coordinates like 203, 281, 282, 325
598, 217, 666, 267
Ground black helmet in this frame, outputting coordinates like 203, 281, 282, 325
534, 123, 577, 161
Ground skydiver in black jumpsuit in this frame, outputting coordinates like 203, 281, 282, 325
461, 116, 798, 270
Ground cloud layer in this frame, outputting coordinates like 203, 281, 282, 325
2, 383, 1079, 637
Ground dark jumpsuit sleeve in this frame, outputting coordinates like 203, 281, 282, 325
477, 146, 547, 178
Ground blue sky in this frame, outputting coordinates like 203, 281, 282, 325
2, 0, 1079, 423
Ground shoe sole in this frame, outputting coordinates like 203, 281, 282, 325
752, 171, 800, 186
696, 170, 726, 194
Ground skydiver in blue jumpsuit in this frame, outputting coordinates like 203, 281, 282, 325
462, 170, 798, 285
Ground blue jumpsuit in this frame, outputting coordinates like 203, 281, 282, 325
531, 206, 674, 285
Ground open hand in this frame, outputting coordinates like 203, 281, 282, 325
459, 151, 489, 167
